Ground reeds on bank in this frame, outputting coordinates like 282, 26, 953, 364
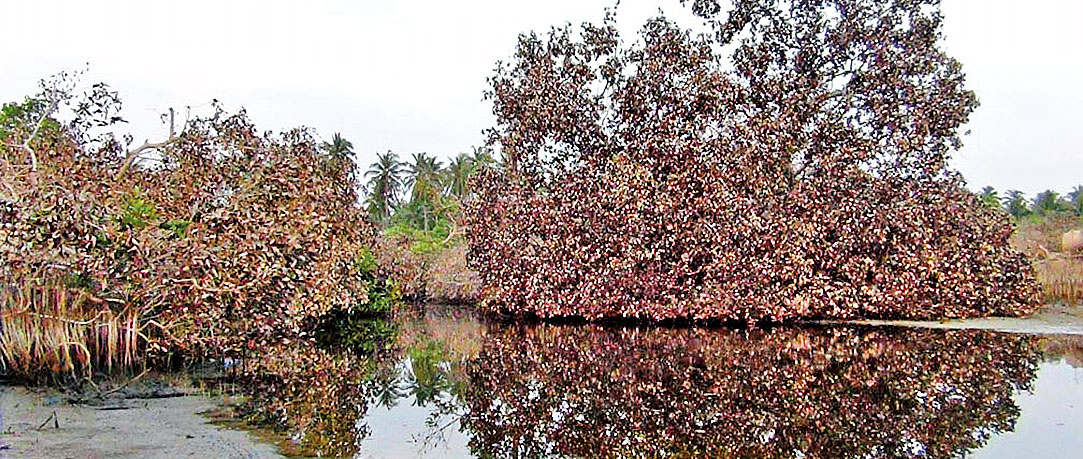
1010, 216, 1083, 305
0, 285, 145, 379
1034, 257, 1083, 304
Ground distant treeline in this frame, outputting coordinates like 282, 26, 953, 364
353, 147, 495, 304
978, 186, 1083, 218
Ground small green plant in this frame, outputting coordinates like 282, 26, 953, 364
94, 232, 112, 248
383, 218, 453, 255
159, 219, 191, 239
64, 272, 98, 291
119, 193, 159, 230
359, 278, 400, 316
355, 247, 379, 278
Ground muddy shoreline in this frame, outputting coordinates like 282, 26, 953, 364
821, 303, 1083, 335
0, 386, 282, 459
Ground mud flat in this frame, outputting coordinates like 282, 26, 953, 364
0, 386, 282, 459
822, 303, 1083, 335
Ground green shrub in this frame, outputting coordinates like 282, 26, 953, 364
383, 218, 453, 255
314, 316, 397, 355
119, 193, 159, 230
354, 247, 379, 278
159, 219, 191, 239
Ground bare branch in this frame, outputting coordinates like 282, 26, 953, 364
117, 108, 183, 179
18, 91, 62, 172
442, 220, 464, 244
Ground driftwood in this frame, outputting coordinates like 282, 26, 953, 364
36, 410, 59, 430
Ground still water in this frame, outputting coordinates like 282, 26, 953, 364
258, 307, 1083, 458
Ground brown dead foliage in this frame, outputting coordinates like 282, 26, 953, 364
465, 1, 1039, 322
425, 243, 481, 304
1, 92, 379, 370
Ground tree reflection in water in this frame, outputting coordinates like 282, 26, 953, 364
461, 325, 1040, 459
1041, 335, 1083, 368
242, 344, 377, 456
249, 313, 1046, 459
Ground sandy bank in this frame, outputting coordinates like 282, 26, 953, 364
0, 386, 282, 459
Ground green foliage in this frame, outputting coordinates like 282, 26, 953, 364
364, 150, 407, 224
0, 98, 57, 142
94, 232, 112, 248
384, 216, 453, 255
354, 247, 379, 279
360, 277, 401, 316
400, 152, 447, 230
996, 187, 1083, 220
314, 249, 401, 353
445, 153, 476, 199
0, 101, 29, 141
119, 193, 159, 230
159, 219, 191, 239
407, 152, 444, 201
408, 338, 448, 365
1067, 185, 1083, 216
978, 186, 1001, 210
64, 272, 98, 291
407, 338, 454, 406
315, 315, 397, 355
321, 132, 354, 165
314, 277, 399, 352
1032, 190, 1069, 216
1002, 190, 1031, 218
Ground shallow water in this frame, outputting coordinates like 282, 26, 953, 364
269, 308, 1083, 459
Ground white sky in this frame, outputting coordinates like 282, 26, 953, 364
2, 0, 1080, 197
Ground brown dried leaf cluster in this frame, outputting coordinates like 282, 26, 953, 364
465, 0, 1039, 321
375, 235, 480, 304
1, 103, 376, 357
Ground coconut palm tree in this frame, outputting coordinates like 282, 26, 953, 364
364, 150, 406, 224
372, 365, 409, 409
1068, 185, 1083, 216
978, 186, 1000, 210
406, 153, 444, 196
445, 153, 475, 199
322, 133, 354, 164
1002, 190, 1030, 218
1032, 190, 1067, 215
470, 145, 500, 171
404, 341, 454, 408
404, 152, 445, 230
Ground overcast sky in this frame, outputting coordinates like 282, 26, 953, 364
3, 0, 1080, 197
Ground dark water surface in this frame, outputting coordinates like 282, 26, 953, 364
277, 308, 1083, 458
